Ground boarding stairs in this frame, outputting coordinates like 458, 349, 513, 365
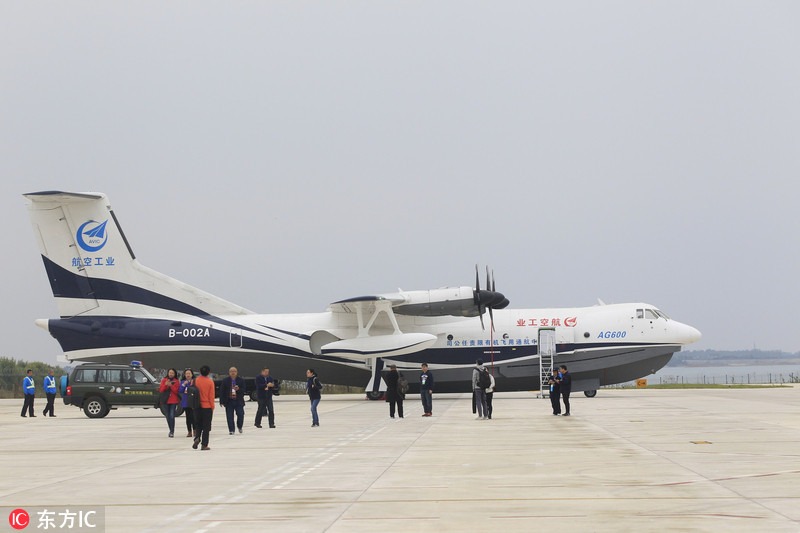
537, 329, 556, 399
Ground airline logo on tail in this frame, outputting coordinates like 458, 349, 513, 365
76, 220, 109, 252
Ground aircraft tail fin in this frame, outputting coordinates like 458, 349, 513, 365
25, 191, 252, 318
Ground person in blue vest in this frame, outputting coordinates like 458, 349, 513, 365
20, 369, 35, 417
43, 369, 57, 417
254, 367, 277, 429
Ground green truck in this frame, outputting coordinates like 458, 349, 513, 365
62, 361, 183, 418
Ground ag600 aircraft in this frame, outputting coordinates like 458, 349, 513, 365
25, 191, 701, 398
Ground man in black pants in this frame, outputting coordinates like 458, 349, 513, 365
558, 365, 572, 416
254, 367, 276, 428
548, 369, 561, 415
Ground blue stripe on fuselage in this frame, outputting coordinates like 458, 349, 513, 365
47, 316, 310, 356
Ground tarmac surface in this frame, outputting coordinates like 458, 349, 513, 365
1, 386, 799, 532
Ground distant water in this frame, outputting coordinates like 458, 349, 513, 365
642, 364, 800, 385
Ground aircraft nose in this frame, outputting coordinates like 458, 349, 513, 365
680, 323, 702, 344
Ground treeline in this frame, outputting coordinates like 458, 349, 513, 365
672, 349, 800, 365
0, 357, 66, 399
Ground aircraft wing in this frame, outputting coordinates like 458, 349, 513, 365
329, 287, 492, 318
328, 295, 405, 315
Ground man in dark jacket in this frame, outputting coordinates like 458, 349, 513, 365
384, 365, 404, 419
254, 367, 276, 429
548, 369, 561, 415
557, 365, 572, 416
419, 363, 434, 416
305, 369, 322, 427
219, 367, 246, 434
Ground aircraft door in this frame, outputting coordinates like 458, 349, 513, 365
96, 369, 126, 404
230, 329, 242, 348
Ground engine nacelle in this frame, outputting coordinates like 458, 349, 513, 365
392, 287, 477, 317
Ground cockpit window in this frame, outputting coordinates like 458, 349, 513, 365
655, 309, 671, 320
636, 309, 644, 319
645, 309, 659, 320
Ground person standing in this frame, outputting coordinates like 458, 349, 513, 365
485, 368, 496, 420
384, 364, 404, 419
305, 369, 322, 427
179, 369, 197, 438
20, 369, 35, 417
159, 368, 181, 437
254, 367, 277, 429
193, 365, 215, 450
472, 359, 489, 420
43, 369, 57, 417
219, 367, 246, 434
548, 368, 561, 416
558, 365, 572, 416
419, 363, 434, 417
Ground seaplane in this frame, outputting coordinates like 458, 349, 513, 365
24, 191, 701, 398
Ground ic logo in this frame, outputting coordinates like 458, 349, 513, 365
76, 220, 109, 252
8, 508, 29, 530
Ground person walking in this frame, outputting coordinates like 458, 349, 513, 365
158, 368, 181, 437
558, 365, 572, 416
384, 364, 404, 419
20, 369, 35, 417
419, 363, 434, 416
219, 367, 246, 434
254, 367, 277, 429
548, 368, 561, 415
43, 369, 57, 417
179, 369, 197, 438
305, 369, 322, 427
193, 365, 215, 450
472, 359, 489, 420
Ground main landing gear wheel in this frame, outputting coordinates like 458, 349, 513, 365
366, 391, 383, 401
584, 390, 597, 398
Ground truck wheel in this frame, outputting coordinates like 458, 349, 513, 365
584, 390, 597, 398
83, 397, 108, 418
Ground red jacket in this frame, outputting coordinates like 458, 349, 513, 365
159, 377, 181, 404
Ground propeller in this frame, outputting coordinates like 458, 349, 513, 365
473, 265, 509, 330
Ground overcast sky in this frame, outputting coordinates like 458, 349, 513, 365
1, 2, 798, 365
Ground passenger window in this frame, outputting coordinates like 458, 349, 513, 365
75, 369, 97, 382
133, 371, 148, 384
97, 370, 122, 383
645, 309, 659, 320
